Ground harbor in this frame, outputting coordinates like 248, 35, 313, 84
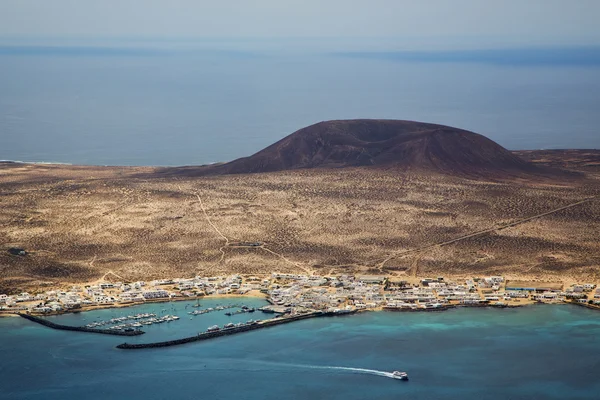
7, 274, 599, 351
16, 297, 274, 344
188, 304, 239, 316
93, 313, 180, 331
117, 309, 355, 349
3, 273, 599, 320
18, 313, 145, 336
5, 296, 600, 400
15, 296, 358, 348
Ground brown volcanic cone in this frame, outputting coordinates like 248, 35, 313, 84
165, 119, 570, 178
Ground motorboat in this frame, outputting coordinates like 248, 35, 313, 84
391, 371, 408, 381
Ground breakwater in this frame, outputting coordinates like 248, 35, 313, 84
18, 313, 145, 336
117, 310, 354, 349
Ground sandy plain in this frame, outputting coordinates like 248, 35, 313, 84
1, 151, 599, 293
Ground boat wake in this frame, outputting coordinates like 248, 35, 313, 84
167, 358, 403, 380
319, 366, 395, 379
236, 360, 397, 379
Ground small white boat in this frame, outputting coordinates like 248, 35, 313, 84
391, 371, 408, 381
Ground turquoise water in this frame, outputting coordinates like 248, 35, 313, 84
1, 301, 599, 399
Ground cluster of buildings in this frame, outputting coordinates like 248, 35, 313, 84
0, 275, 263, 314
266, 274, 600, 312
267, 274, 383, 312
1, 273, 599, 315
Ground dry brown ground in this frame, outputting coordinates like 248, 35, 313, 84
1, 155, 599, 293
514, 149, 600, 173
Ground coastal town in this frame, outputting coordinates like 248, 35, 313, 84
2, 274, 599, 317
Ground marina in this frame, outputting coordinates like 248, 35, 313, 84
225, 305, 256, 316
84, 313, 156, 327
116, 310, 351, 349
7, 274, 599, 347
188, 304, 238, 316
18, 313, 145, 336
107, 314, 180, 331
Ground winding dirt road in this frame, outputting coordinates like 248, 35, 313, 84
194, 191, 230, 264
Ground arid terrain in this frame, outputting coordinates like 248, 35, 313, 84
1, 151, 599, 293
1, 120, 600, 293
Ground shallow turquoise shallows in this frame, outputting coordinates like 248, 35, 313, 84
1, 300, 599, 400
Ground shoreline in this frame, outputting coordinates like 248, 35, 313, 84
3, 273, 598, 319
13, 303, 597, 351
4, 296, 597, 321
0, 292, 267, 318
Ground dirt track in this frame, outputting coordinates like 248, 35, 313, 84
379, 195, 599, 268
1, 155, 599, 292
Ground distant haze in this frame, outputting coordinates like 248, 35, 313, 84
1, 41, 600, 166
1, 1, 599, 45
0, 2, 599, 165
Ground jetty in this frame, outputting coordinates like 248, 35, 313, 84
189, 304, 238, 316
18, 313, 145, 336
117, 310, 355, 349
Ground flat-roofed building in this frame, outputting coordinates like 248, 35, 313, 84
357, 275, 386, 284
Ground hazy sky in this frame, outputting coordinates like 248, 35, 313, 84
1, 0, 599, 45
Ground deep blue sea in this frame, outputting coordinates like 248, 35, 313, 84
1, 299, 599, 400
1, 40, 600, 166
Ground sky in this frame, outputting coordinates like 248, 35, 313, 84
0, 0, 599, 47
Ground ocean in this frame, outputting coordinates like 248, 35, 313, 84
1, 299, 599, 400
1, 40, 600, 166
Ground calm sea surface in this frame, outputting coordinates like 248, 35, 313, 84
1, 300, 599, 400
1, 42, 600, 166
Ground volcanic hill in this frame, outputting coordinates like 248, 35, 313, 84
164, 119, 567, 178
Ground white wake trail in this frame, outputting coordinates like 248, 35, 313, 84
204, 359, 400, 380
319, 366, 395, 379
